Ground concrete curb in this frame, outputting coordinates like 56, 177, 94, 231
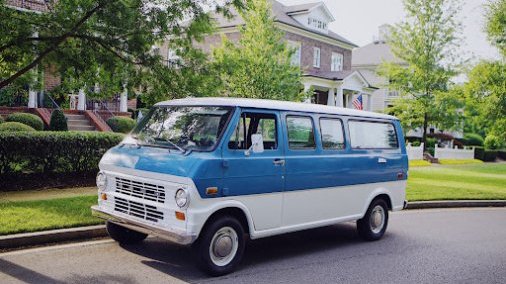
406, 200, 506, 210
0, 225, 107, 250
1, 201, 506, 250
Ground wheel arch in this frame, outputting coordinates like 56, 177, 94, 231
197, 205, 254, 241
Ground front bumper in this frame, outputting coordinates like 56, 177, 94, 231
91, 205, 197, 245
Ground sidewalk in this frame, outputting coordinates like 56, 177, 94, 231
0, 186, 97, 202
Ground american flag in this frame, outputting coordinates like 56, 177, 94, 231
352, 94, 363, 110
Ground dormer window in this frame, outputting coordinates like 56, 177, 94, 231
307, 17, 327, 31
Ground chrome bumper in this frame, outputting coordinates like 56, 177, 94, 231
91, 205, 197, 245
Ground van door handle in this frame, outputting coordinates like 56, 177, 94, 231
378, 158, 387, 164
273, 159, 285, 166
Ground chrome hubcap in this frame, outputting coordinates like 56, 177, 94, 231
370, 205, 385, 234
209, 226, 238, 266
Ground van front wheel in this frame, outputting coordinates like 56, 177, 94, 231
357, 199, 389, 241
106, 221, 148, 244
193, 216, 245, 276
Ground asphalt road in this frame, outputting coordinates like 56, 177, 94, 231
1, 208, 506, 284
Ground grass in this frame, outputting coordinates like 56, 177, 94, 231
0, 195, 101, 236
407, 163, 506, 201
438, 159, 483, 165
409, 160, 432, 167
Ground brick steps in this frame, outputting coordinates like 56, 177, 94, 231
64, 113, 96, 131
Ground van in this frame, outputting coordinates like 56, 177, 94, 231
91, 97, 408, 276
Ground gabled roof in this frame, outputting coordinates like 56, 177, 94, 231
302, 70, 376, 89
156, 97, 396, 120
352, 42, 404, 67
284, 2, 321, 14
211, 0, 356, 47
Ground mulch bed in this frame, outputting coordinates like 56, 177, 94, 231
0, 172, 96, 192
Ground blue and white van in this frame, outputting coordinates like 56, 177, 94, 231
92, 97, 408, 276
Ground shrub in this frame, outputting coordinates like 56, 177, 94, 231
0, 131, 124, 176
0, 116, 4, 123
49, 109, 68, 131
483, 150, 498, 162
463, 133, 484, 146
498, 151, 506, 160
6, 112, 44, 131
0, 122, 35, 132
107, 116, 136, 133
484, 135, 504, 150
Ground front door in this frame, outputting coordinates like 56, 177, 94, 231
222, 109, 285, 231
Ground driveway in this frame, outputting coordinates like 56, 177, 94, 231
1, 208, 505, 283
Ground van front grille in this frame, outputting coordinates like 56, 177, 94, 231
114, 197, 164, 222
115, 177, 166, 204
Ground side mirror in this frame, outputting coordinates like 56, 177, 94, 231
245, 134, 264, 156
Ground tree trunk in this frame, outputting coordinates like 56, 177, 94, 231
422, 112, 428, 153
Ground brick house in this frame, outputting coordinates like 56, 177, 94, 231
160, 0, 377, 110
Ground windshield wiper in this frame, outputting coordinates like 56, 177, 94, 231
153, 137, 187, 154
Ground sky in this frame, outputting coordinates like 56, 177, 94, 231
278, 0, 501, 62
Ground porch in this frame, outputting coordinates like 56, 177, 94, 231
301, 70, 376, 111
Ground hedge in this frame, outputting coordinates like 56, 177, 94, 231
474, 147, 498, 162
6, 112, 44, 131
0, 131, 124, 176
0, 122, 35, 132
49, 109, 68, 131
107, 116, 136, 133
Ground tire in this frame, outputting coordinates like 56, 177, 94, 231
106, 221, 148, 245
193, 216, 246, 276
357, 198, 389, 241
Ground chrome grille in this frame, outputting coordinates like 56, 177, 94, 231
114, 197, 164, 222
115, 177, 166, 204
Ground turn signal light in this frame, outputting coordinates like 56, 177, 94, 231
100, 193, 107, 200
206, 187, 218, 195
175, 211, 186, 221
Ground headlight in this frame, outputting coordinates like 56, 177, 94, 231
96, 172, 107, 191
175, 188, 189, 208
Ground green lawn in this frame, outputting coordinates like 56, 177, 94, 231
407, 163, 506, 201
0, 195, 101, 236
0, 163, 504, 236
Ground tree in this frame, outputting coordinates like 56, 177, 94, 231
0, 0, 244, 99
211, 0, 303, 101
462, 0, 506, 145
379, 0, 463, 150
486, 0, 506, 57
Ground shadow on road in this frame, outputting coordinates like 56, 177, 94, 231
121, 222, 364, 282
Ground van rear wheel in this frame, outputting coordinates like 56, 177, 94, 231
106, 221, 148, 244
357, 198, 389, 241
193, 216, 245, 276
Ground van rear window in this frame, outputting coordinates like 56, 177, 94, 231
349, 120, 398, 149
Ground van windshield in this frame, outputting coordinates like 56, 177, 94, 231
130, 106, 233, 152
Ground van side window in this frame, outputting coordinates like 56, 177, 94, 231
287, 116, 316, 150
349, 120, 398, 149
228, 113, 277, 150
319, 118, 345, 150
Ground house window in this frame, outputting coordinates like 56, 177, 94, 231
313, 47, 320, 68
287, 40, 301, 66
331, 52, 343, 71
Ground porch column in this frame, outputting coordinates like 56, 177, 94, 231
336, 87, 344, 107
327, 88, 335, 106
366, 93, 372, 111
28, 88, 37, 108
303, 83, 311, 104
77, 88, 86, 110
120, 86, 128, 112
